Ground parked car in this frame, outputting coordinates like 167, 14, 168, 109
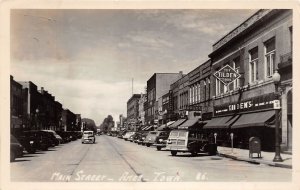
123, 131, 135, 141
14, 131, 37, 154
133, 132, 142, 143
81, 131, 95, 144
144, 131, 169, 147
137, 131, 149, 145
55, 131, 71, 143
128, 132, 137, 142
43, 130, 63, 145
10, 135, 24, 162
117, 131, 127, 139
23, 130, 52, 151
166, 128, 217, 156
153, 131, 171, 151
41, 130, 59, 146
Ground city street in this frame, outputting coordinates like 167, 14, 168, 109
11, 135, 291, 182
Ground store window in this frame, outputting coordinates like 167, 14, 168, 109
249, 47, 259, 83
264, 37, 276, 78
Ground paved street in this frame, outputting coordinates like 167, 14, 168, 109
11, 135, 292, 182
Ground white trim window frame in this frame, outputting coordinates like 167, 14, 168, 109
232, 60, 240, 90
198, 83, 201, 102
215, 77, 221, 96
264, 38, 276, 78
195, 84, 198, 103
249, 47, 259, 84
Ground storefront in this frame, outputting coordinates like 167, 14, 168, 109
205, 93, 277, 151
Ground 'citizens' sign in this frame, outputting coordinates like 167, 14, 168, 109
214, 64, 241, 86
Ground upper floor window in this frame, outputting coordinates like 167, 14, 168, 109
233, 57, 241, 89
264, 38, 276, 78
249, 47, 258, 83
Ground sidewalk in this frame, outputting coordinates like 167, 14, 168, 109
217, 146, 292, 169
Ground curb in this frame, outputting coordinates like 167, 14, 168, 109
218, 153, 292, 169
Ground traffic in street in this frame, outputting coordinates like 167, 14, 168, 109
11, 134, 292, 182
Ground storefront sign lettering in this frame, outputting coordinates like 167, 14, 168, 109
214, 93, 275, 116
213, 65, 241, 86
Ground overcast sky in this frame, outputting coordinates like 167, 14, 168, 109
11, 9, 257, 125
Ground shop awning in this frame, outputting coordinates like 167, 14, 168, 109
141, 126, 148, 130
169, 119, 186, 129
178, 118, 200, 129
203, 115, 239, 129
231, 110, 275, 129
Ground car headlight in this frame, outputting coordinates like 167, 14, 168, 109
159, 139, 163, 142
30, 141, 34, 144
142, 137, 145, 140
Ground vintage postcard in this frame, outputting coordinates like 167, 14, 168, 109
0, 0, 299, 190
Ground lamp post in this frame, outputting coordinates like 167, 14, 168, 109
35, 108, 39, 130
272, 70, 283, 162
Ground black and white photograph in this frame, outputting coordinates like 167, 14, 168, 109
1, 1, 299, 190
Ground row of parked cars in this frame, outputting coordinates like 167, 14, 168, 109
114, 128, 217, 156
10, 130, 83, 162
117, 130, 171, 151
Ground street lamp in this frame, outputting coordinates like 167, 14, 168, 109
35, 108, 39, 130
272, 70, 283, 162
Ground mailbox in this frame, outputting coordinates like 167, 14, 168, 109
249, 137, 261, 158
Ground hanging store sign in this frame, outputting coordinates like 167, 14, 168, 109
213, 64, 241, 86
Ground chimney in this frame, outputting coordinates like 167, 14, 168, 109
41, 87, 44, 94
179, 71, 183, 76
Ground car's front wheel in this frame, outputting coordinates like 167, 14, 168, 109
156, 146, 162, 151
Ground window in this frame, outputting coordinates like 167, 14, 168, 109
233, 57, 241, 90
195, 85, 198, 103
189, 88, 192, 104
264, 38, 276, 77
198, 83, 201, 102
204, 80, 206, 101
249, 47, 258, 83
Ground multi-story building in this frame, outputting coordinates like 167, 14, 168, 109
18, 80, 42, 130
145, 72, 183, 126
206, 9, 292, 151
169, 74, 189, 121
61, 109, 77, 131
127, 94, 142, 131
138, 94, 146, 126
10, 76, 24, 132
188, 59, 212, 120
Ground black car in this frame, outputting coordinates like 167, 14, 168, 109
10, 135, 24, 162
13, 131, 38, 154
24, 131, 51, 151
55, 131, 71, 143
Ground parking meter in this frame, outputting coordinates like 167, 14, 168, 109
230, 133, 234, 153
214, 133, 217, 144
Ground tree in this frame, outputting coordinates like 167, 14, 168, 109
100, 115, 114, 133
81, 118, 97, 132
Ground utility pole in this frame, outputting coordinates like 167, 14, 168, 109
132, 78, 134, 96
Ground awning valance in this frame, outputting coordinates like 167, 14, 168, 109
178, 118, 199, 129
203, 115, 239, 129
169, 119, 186, 129
231, 110, 275, 129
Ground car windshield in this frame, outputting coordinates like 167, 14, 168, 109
149, 132, 157, 135
84, 132, 93, 135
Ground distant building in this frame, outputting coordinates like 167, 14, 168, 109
138, 94, 146, 127
10, 76, 24, 132
127, 94, 142, 131
145, 72, 183, 126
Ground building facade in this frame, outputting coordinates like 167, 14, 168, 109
145, 72, 183, 125
188, 60, 212, 120
207, 9, 292, 151
127, 94, 142, 130
138, 94, 146, 126
10, 76, 24, 132
169, 74, 189, 121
